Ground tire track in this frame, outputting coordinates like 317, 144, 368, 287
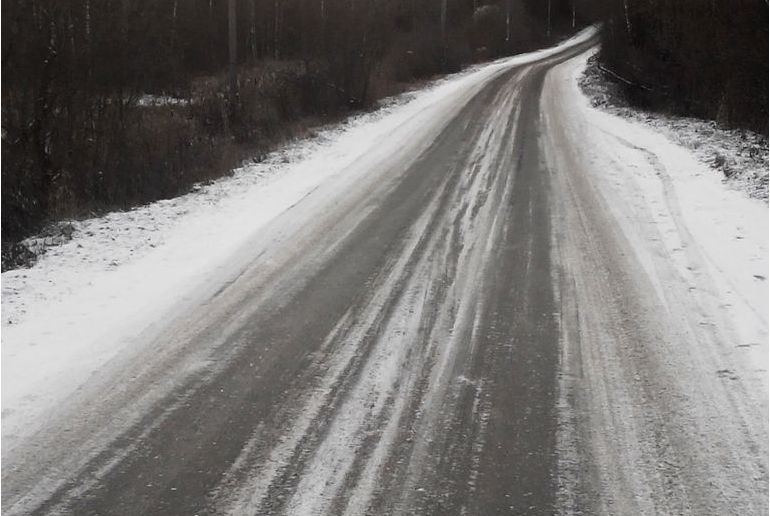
13, 37, 599, 516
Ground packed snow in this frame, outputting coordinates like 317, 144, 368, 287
1, 28, 598, 455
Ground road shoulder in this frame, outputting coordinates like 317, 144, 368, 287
542, 48, 768, 514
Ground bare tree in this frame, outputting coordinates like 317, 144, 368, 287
228, 0, 238, 107
440, 0, 448, 69
506, 0, 511, 49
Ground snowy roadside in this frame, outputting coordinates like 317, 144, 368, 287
547, 48, 768, 402
579, 50, 768, 374
545, 49, 768, 514
1, 28, 598, 454
580, 52, 769, 201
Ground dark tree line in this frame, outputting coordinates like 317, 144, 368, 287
597, 0, 768, 134
8, 1, 764, 267
2, 0, 588, 261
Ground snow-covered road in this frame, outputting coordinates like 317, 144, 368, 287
543, 52, 768, 514
2, 28, 767, 515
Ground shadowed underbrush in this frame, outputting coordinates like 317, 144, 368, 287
2, 0, 589, 270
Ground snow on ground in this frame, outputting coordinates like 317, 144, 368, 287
580, 52, 769, 201
136, 94, 191, 107
549, 48, 768, 390
546, 49, 767, 514
1, 28, 597, 454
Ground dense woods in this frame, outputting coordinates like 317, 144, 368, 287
2, 0, 586, 263
2, 1, 768, 267
597, 0, 768, 135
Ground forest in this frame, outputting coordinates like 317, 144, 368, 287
2, 0, 587, 264
2, 0, 767, 267
599, 0, 768, 135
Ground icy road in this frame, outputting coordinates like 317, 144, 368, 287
3, 28, 767, 515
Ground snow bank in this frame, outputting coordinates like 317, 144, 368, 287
1, 28, 598, 453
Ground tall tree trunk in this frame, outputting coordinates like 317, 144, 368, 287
249, 0, 257, 60
320, 0, 327, 52
170, 0, 179, 86
273, 0, 280, 59
228, 0, 238, 108
440, 0, 447, 69
506, 0, 511, 50
572, 0, 576, 29
623, 0, 632, 38
84, 0, 92, 84
34, 13, 59, 220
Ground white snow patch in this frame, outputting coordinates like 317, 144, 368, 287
136, 94, 191, 107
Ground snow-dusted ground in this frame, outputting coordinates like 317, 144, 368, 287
580, 53, 769, 201
1, 28, 598, 458
566, 51, 768, 388
544, 49, 767, 513
136, 94, 191, 107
